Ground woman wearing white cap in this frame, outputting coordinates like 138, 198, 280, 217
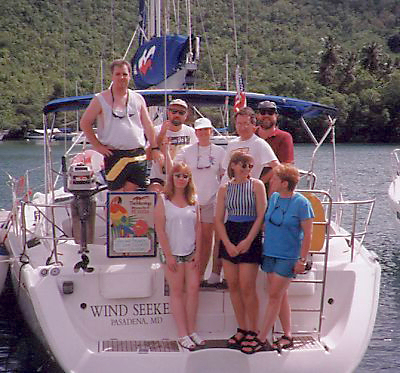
175, 117, 226, 283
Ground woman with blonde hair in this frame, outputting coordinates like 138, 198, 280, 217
242, 163, 314, 353
215, 151, 267, 351
155, 162, 204, 350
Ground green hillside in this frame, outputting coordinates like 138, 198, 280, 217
1, 0, 400, 142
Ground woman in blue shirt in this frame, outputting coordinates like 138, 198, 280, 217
242, 164, 314, 353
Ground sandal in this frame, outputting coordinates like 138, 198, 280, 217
178, 335, 196, 350
240, 330, 257, 347
227, 327, 247, 349
241, 337, 275, 354
190, 332, 205, 346
273, 335, 294, 350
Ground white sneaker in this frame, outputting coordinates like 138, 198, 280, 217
207, 272, 221, 285
190, 332, 205, 346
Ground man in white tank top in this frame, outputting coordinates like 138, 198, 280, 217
80, 59, 162, 191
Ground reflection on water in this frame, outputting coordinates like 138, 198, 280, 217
0, 276, 62, 372
0, 142, 399, 372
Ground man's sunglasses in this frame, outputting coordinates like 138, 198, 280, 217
112, 111, 135, 119
257, 108, 277, 116
169, 109, 187, 115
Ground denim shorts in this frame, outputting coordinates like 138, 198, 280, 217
159, 250, 196, 264
261, 256, 298, 279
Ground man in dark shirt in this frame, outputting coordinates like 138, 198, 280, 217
255, 100, 294, 164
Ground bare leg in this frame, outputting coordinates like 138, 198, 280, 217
122, 181, 139, 192
211, 233, 222, 276
278, 291, 292, 338
223, 259, 246, 330
199, 222, 213, 279
164, 263, 188, 337
258, 273, 291, 342
238, 263, 259, 332
184, 260, 201, 334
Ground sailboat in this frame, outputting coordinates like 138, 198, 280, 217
1, 1, 380, 372
388, 149, 400, 222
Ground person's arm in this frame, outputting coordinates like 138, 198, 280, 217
192, 203, 202, 269
138, 95, 163, 163
214, 184, 238, 256
80, 96, 113, 156
154, 195, 177, 272
279, 133, 294, 164
294, 218, 313, 274
260, 160, 280, 183
156, 120, 171, 147
236, 179, 267, 254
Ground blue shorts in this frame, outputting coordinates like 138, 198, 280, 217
261, 256, 297, 278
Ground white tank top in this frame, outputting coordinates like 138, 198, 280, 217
96, 89, 145, 149
163, 196, 197, 256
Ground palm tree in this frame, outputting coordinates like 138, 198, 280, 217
361, 42, 381, 73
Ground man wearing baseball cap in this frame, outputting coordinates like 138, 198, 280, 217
255, 100, 294, 164
149, 99, 197, 192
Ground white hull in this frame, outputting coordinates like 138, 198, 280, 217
4, 191, 380, 373
388, 149, 400, 224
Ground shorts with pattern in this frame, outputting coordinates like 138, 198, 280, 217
159, 249, 196, 264
104, 148, 149, 190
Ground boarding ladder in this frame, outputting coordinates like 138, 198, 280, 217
273, 187, 375, 350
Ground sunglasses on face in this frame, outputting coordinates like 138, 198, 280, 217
241, 163, 254, 169
169, 109, 187, 115
173, 173, 190, 179
258, 108, 277, 116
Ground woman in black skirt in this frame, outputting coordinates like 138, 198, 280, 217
215, 151, 267, 351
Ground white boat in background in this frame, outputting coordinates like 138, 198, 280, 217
53, 131, 77, 141
388, 149, 400, 222
0, 130, 9, 141
25, 128, 61, 141
2, 89, 381, 373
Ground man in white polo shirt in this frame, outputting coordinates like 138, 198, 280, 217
222, 107, 279, 184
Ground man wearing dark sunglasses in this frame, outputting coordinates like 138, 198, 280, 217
149, 99, 196, 192
80, 59, 161, 192
221, 107, 279, 185
255, 100, 294, 164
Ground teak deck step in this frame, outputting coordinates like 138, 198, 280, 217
99, 335, 324, 353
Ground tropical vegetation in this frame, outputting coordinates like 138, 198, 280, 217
1, 0, 400, 142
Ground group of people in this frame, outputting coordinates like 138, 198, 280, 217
81, 59, 314, 353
